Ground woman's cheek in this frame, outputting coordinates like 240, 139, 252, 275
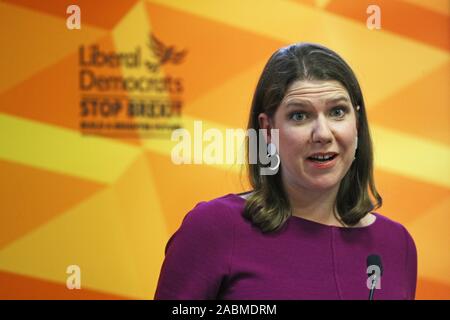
280, 136, 304, 168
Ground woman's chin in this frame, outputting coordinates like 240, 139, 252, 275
306, 178, 340, 191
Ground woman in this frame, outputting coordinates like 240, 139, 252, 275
154, 43, 417, 300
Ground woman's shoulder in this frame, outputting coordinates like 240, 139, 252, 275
372, 211, 406, 229
160, 195, 245, 271
371, 212, 416, 244
179, 193, 245, 232
193, 193, 246, 211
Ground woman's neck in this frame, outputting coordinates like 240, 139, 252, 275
282, 178, 345, 227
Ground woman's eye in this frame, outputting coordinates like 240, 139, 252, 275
290, 112, 307, 121
331, 107, 347, 118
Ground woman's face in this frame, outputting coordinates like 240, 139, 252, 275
260, 80, 358, 192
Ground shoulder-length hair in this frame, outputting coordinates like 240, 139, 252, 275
243, 42, 382, 233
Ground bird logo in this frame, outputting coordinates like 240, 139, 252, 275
146, 33, 187, 72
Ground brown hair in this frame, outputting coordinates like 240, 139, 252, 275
243, 43, 382, 233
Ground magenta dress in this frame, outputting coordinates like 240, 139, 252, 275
154, 193, 417, 300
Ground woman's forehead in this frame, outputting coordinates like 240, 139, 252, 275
283, 80, 350, 101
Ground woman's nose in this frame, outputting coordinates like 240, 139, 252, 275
311, 115, 333, 144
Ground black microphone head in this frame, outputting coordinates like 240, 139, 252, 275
367, 254, 383, 276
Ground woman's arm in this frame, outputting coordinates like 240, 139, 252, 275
154, 201, 234, 299
403, 226, 418, 300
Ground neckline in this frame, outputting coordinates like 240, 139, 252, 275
229, 192, 378, 230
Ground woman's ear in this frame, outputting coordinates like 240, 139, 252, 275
258, 113, 270, 129
258, 113, 272, 144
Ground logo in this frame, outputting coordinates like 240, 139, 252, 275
78, 34, 187, 139
145, 34, 187, 72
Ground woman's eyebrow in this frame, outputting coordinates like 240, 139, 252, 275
284, 100, 313, 109
326, 96, 351, 104
285, 97, 350, 109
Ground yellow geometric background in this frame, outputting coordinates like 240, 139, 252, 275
0, 0, 448, 299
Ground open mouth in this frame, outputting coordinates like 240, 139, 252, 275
307, 154, 338, 163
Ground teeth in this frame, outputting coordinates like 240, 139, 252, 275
312, 154, 333, 160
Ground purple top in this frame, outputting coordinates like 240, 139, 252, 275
154, 193, 417, 300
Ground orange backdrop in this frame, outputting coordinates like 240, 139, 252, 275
0, 0, 449, 299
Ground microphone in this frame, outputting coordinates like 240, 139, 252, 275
367, 254, 383, 300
